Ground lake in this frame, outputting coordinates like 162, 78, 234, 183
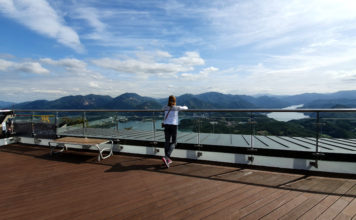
267, 104, 310, 122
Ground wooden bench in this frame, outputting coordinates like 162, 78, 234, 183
48, 137, 113, 161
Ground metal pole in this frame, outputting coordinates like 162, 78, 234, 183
83, 111, 86, 138
115, 113, 118, 131
198, 117, 201, 146
315, 111, 320, 154
55, 112, 59, 137
230, 133, 232, 145
309, 111, 321, 168
250, 112, 254, 149
31, 111, 35, 137
152, 112, 156, 144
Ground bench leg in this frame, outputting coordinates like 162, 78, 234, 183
95, 141, 113, 161
49, 142, 66, 156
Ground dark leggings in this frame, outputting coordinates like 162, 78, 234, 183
164, 124, 177, 158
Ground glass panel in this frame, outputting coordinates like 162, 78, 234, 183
13, 112, 33, 137
197, 114, 251, 147
32, 112, 56, 139
117, 111, 155, 142
318, 112, 356, 154
179, 112, 252, 147
254, 111, 316, 152
179, 111, 204, 146
85, 111, 119, 139
57, 112, 85, 137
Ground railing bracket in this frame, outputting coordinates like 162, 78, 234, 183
34, 138, 41, 144
310, 161, 318, 168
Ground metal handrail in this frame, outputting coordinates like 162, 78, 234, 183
12, 108, 356, 113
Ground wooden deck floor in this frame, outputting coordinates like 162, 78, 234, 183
1, 144, 356, 220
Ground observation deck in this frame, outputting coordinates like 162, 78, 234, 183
1, 109, 356, 219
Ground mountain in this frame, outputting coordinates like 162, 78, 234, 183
111, 93, 161, 109
277, 90, 356, 107
10, 90, 356, 110
245, 95, 290, 108
13, 95, 113, 109
0, 101, 15, 109
174, 94, 216, 109
157, 92, 256, 109
12, 93, 162, 110
196, 92, 256, 109
303, 99, 356, 108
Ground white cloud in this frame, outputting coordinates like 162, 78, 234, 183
207, 0, 356, 49
181, 66, 218, 80
172, 52, 205, 66
40, 58, 102, 78
89, 81, 100, 88
0, 0, 83, 52
0, 59, 14, 71
73, 7, 106, 33
41, 58, 86, 70
155, 51, 172, 59
31, 89, 67, 95
0, 59, 49, 74
15, 62, 49, 74
92, 51, 205, 77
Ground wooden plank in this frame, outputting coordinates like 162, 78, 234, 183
260, 193, 309, 219
241, 190, 303, 220
317, 196, 354, 219
183, 185, 266, 219
240, 176, 324, 220
232, 188, 290, 218
2, 143, 356, 220
334, 198, 356, 220
277, 193, 326, 220
143, 181, 241, 219
295, 181, 355, 220
315, 183, 356, 220
53, 137, 109, 145
168, 184, 255, 219
203, 186, 278, 220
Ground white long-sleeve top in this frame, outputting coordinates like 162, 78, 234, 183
163, 105, 188, 125
2, 122, 6, 131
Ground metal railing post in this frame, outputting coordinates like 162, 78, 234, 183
230, 133, 232, 146
115, 113, 119, 131
248, 112, 256, 163
315, 111, 320, 154
197, 117, 201, 146
83, 111, 86, 138
31, 111, 35, 137
55, 111, 59, 137
152, 112, 157, 145
310, 111, 324, 168
250, 112, 254, 150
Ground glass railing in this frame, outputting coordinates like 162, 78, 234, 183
9, 109, 356, 158
317, 112, 356, 154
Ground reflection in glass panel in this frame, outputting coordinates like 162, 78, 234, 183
318, 112, 356, 154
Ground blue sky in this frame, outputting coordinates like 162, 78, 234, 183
1, 0, 356, 102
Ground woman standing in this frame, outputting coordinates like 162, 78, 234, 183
162, 95, 188, 168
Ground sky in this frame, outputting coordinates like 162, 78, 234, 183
1, 0, 356, 102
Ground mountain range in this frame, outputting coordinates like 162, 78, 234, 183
3, 90, 356, 110
0, 101, 15, 109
